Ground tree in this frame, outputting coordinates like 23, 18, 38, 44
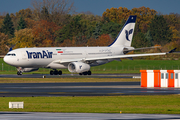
0, 32, 9, 54
31, 0, 75, 25
144, 30, 153, 46
101, 21, 122, 39
93, 22, 101, 39
55, 15, 81, 43
41, 6, 50, 21
132, 32, 151, 48
15, 8, 33, 19
11, 28, 35, 48
56, 14, 97, 45
102, 6, 157, 33
32, 20, 60, 47
17, 17, 26, 30
149, 15, 172, 45
87, 34, 113, 46
1, 13, 14, 38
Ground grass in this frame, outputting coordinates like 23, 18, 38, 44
0, 59, 180, 74
1, 95, 180, 114
0, 78, 140, 83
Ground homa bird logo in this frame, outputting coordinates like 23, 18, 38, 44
125, 29, 133, 41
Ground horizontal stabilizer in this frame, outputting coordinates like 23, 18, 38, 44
123, 46, 161, 52
168, 48, 177, 53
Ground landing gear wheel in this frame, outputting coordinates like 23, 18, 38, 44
82, 72, 88, 75
79, 73, 82, 75
50, 70, 63, 75
58, 70, 62, 75
50, 70, 54, 75
87, 71, 91, 75
54, 70, 58, 75
17, 71, 22, 75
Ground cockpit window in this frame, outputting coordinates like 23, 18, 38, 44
6, 53, 16, 56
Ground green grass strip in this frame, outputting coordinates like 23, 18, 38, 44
0, 59, 180, 74
0, 78, 140, 83
1, 95, 180, 114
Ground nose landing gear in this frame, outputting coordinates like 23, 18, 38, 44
50, 69, 62, 75
17, 71, 22, 75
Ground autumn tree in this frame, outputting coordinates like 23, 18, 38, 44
87, 34, 113, 46
164, 13, 180, 41
31, 0, 75, 25
32, 20, 60, 47
1, 13, 14, 38
0, 32, 9, 54
15, 8, 33, 19
41, 6, 49, 21
11, 28, 35, 48
102, 6, 157, 33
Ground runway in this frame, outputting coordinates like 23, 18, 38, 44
0, 82, 180, 97
1, 112, 180, 120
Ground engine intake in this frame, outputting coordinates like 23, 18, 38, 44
68, 62, 90, 73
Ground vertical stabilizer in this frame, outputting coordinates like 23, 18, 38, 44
109, 15, 137, 47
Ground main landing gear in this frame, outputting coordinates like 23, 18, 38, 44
50, 69, 62, 75
79, 71, 91, 75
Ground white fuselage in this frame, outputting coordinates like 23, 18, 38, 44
4, 46, 124, 69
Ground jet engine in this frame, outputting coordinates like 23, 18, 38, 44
68, 62, 90, 73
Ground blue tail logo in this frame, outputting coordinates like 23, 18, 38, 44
125, 29, 133, 41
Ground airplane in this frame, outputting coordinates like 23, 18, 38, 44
3, 15, 175, 75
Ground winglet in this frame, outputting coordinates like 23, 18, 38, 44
168, 48, 177, 53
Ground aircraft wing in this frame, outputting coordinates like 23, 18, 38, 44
54, 52, 166, 64
84, 52, 167, 61
54, 48, 176, 64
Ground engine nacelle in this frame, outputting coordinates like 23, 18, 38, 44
68, 62, 90, 73
17, 67, 39, 72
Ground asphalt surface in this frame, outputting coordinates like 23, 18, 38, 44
0, 82, 180, 97
1, 74, 180, 120
0, 112, 180, 120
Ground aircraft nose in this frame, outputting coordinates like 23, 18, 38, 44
3, 56, 12, 65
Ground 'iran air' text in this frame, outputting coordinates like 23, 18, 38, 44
26, 50, 53, 59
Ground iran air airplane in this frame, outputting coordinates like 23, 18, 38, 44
3, 15, 173, 75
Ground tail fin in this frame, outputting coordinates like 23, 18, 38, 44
109, 15, 137, 47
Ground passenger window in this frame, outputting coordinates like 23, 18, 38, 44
171, 73, 174, 79
161, 73, 164, 79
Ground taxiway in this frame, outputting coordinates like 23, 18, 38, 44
0, 82, 180, 97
